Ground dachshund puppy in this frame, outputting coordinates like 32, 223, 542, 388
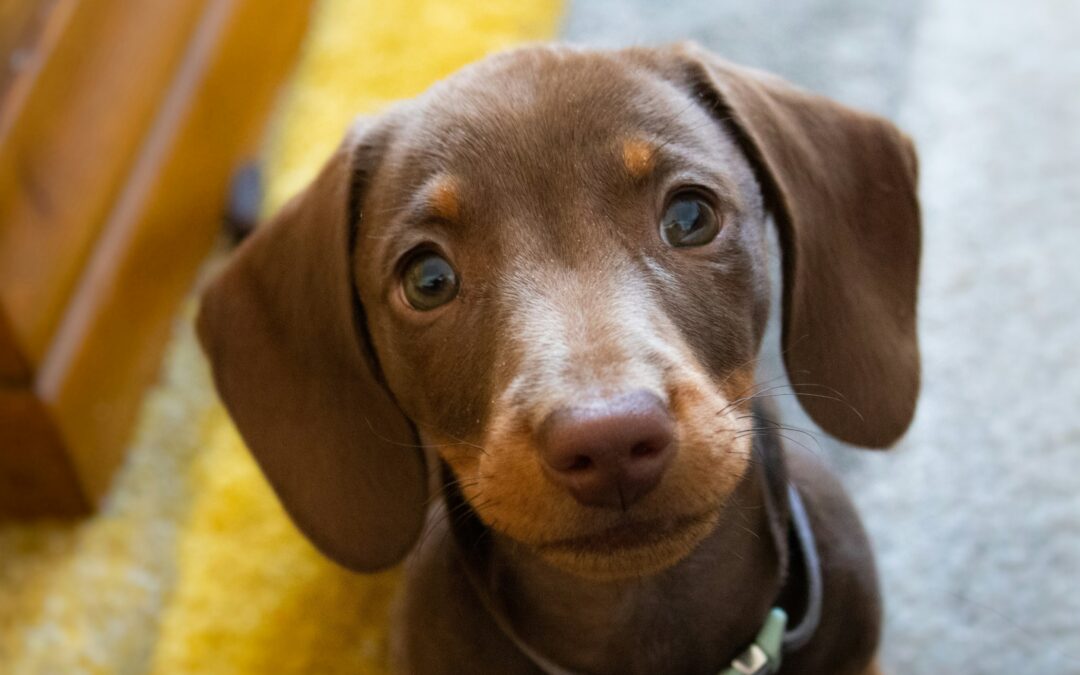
198, 43, 919, 675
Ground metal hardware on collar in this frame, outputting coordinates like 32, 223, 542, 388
720, 607, 787, 675
730, 645, 769, 675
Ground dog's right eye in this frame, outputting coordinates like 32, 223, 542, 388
401, 250, 460, 311
660, 193, 720, 248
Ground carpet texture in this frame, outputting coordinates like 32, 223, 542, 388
2, 0, 1078, 673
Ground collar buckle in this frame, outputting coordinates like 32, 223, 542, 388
719, 607, 787, 675
729, 644, 770, 674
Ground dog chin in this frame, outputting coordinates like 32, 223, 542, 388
533, 509, 721, 581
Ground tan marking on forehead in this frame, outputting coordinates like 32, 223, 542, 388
622, 137, 656, 179
430, 177, 461, 221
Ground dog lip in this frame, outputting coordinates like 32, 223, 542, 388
537, 510, 715, 553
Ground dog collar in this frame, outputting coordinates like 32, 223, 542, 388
455, 481, 823, 675
719, 484, 824, 675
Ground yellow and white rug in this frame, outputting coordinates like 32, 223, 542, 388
0, 1, 561, 672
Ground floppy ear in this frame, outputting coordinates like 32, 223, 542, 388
666, 44, 921, 448
197, 121, 427, 571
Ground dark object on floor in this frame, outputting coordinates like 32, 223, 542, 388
224, 163, 263, 244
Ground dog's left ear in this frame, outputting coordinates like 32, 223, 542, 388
655, 44, 921, 448
197, 119, 428, 571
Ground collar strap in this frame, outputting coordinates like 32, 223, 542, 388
781, 483, 824, 653
454, 481, 823, 675
720, 483, 824, 675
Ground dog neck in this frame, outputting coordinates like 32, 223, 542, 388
444, 430, 793, 674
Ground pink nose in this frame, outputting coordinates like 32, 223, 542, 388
537, 390, 676, 509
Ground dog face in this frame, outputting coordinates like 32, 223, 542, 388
355, 50, 771, 578
197, 44, 920, 576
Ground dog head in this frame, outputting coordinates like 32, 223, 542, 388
197, 44, 920, 579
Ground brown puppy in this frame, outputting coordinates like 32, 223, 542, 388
197, 43, 919, 675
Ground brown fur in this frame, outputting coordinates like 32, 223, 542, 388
197, 43, 919, 674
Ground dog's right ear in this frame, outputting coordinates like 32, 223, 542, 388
651, 44, 921, 449
197, 120, 427, 572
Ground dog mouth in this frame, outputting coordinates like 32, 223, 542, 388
537, 509, 716, 554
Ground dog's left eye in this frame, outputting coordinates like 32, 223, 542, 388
401, 250, 459, 311
660, 194, 720, 247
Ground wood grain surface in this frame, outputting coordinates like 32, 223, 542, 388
0, 0, 313, 515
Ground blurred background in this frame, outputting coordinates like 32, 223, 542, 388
0, 0, 1077, 673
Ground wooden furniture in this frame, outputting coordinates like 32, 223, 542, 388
0, 0, 313, 516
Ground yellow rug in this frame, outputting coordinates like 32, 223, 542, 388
0, 1, 561, 673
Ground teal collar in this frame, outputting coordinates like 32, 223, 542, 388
718, 483, 824, 675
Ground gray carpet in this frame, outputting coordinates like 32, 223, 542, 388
562, 0, 1080, 672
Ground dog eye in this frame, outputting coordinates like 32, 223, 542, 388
401, 251, 459, 311
660, 194, 720, 247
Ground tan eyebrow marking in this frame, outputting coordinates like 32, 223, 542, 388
429, 177, 461, 221
622, 137, 657, 179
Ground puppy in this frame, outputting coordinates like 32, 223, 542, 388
197, 43, 919, 675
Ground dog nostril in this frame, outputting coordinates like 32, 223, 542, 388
568, 455, 593, 471
631, 442, 658, 458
